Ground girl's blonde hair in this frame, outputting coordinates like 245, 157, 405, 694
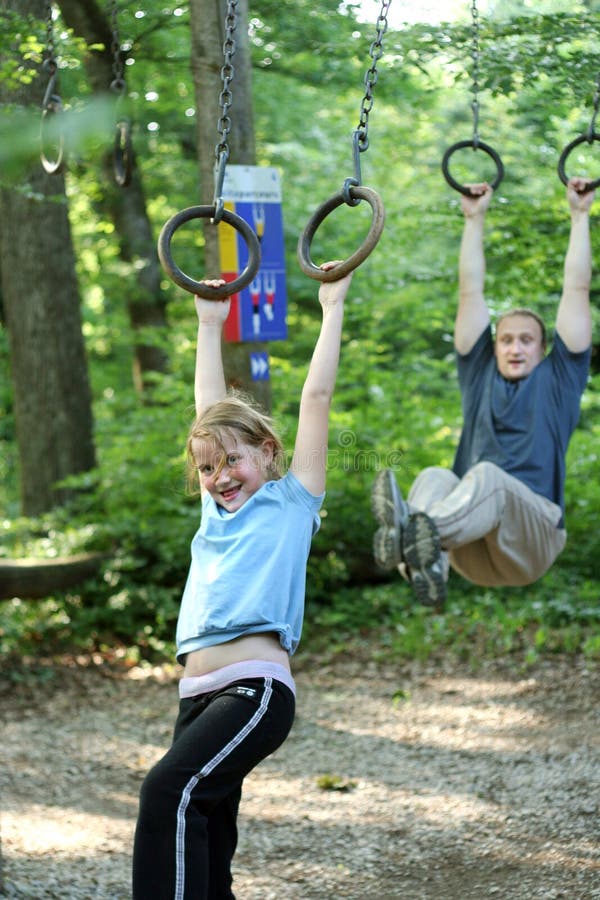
186, 392, 286, 493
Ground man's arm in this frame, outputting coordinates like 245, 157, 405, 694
193, 291, 230, 415
555, 177, 595, 353
454, 182, 493, 355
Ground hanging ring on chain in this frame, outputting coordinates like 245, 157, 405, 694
40, 96, 64, 175
40, 59, 63, 174
557, 133, 600, 193
442, 139, 504, 196
297, 185, 385, 282
114, 118, 133, 187
157, 206, 261, 300
110, 77, 131, 187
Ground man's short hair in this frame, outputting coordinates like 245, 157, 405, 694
495, 308, 547, 349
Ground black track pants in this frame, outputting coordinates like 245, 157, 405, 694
132, 677, 295, 900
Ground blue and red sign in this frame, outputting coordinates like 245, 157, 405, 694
219, 166, 287, 344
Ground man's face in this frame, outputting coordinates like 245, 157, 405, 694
494, 314, 545, 381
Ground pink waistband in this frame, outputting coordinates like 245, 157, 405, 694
179, 659, 296, 699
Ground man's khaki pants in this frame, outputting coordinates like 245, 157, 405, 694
408, 461, 566, 587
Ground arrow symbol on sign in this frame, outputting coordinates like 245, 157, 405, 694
250, 352, 269, 380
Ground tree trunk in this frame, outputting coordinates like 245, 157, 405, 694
0, 0, 96, 515
56, 0, 170, 394
189, 0, 272, 411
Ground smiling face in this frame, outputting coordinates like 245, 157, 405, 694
192, 435, 274, 513
494, 313, 546, 381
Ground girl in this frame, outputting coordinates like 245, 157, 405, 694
132, 261, 353, 899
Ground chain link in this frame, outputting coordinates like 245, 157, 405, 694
355, 0, 390, 153
470, 0, 480, 145
110, 0, 126, 94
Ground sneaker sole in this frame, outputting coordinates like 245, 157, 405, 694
403, 513, 446, 608
371, 470, 409, 529
410, 567, 447, 608
371, 470, 408, 570
373, 525, 401, 570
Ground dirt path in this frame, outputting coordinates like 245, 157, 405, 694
1, 654, 599, 899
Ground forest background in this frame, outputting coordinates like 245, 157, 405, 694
1, 0, 599, 674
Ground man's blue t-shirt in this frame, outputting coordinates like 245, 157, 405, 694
453, 326, 590, 520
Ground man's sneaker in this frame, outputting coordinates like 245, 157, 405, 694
371, 469, 410, 570
402, 512, 447, 609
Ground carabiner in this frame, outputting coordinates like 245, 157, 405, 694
211, 149, 229, 224
342, 131, 364, 207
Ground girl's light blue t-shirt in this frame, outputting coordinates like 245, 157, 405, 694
176, 471, 323, 662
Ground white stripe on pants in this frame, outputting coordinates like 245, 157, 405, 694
174, 678, 273, 900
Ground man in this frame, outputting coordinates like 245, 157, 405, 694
372, 177, 595, 608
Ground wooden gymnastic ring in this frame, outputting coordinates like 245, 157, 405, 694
557, 133, 600, 193
441, 139, 504, 196
40, 100, 64, 175
114, 118, 133, 187
157, 206, 261, 299
297, 185, 386, 282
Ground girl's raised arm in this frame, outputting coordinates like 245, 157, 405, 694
290, 262, 353, 496
193, 291, 231, 415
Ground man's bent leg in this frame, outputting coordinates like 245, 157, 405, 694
421, 461, 565, 585
450, 480, 565, 586
407, 466, 460, 512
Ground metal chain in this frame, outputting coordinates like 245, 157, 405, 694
470, 0, 480, 145
215, 0, 238, 162
341, 0, 390, 204
355, 0, 390, 153
108, 0, 133, 186
41, 1, 59, 109
110, 0, 126, 95
211, 0, 238, 221
43, 2, 57, 75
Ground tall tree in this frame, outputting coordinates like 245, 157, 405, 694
189, 0, 271, 410
56, 0, 170, 393
0, 0, 96, 515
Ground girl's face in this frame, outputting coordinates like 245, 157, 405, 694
192, 436, 274, 513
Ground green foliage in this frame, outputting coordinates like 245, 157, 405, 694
1, 1, 599, 668
303, 572, 600, 668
